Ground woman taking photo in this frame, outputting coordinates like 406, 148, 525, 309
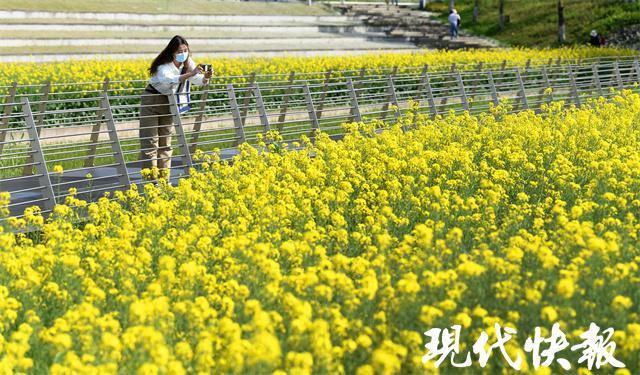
139, 35, 213, 175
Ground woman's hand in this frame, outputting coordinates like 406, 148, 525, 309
190, 65, 203, 77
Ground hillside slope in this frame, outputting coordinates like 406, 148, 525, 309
425, 0, 640, 47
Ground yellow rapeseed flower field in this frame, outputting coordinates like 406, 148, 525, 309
2, 47, 637, 122
0, 47, 636, 93
1, 91, 640, 372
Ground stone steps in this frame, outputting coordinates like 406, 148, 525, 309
0, 23, 383, 34
335, 3, 500, 50
0, 9, 423, 62
0, 10, 361, 25
0, 5, 500, 62
5, 34, 411, 47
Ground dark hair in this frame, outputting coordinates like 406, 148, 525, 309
149, 35, 190, 75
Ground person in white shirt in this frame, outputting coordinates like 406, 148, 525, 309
448, 9, 461, 39
139, 35, 213, 175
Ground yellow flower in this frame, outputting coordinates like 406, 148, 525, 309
615, 369, 632, 375
457, 260, 486, 277
420, 306, 444, 326
454, 312, 473, 328
136, 363, 159, 375
174, 341, 193, 362
472, 306, 488, 318
541, 306, 558, 322
397, 273, 420, 295
557, 278, 575, 299
52, 164, 64, 174
1, 192, 12, 218
356, 334, 373, 349
0, 77, 639, 371
355, 365, 374, 375
612, 295, 633, 310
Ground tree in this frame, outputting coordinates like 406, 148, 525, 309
499, 0, 505, 30
473, 0, 479, 23
558, 0, 565, 43
449, 0, 455, 11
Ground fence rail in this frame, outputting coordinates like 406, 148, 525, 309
1, 56, 640, 221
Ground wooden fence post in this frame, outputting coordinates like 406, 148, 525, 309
0, 81, 17, 154
424, 71, 438, 119
253, 82, 271, 135
592, 64, 603, 97
515, 68, 529, 110
348, 67, 366, 120
189, 86, 210, 154
380, 72, 400, 122
456, 71, 469, 111
469, 62, 483, 102
302, 81, 320, 135
100, 91, 131, 189
85, 78, 110, 167
486, 70, 499, 106
277, 71, 296, 132
21, 97, 56, 212
568, 65, 581, 107
23, 81, 51, 176
347, 78, 362, 122
614, 60, 624, 92
167, 94, 194, 174
228, 83, 247, 146
541, 66, 553, 103
240, 72, 256, 126
316, 70, 332, 120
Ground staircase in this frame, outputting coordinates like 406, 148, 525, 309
0, 10, 420, 62
333, 4, 500, 49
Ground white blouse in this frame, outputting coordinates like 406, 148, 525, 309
148, 58, 205, 95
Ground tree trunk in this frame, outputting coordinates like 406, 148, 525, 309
473, 0, 479, 23
558, 0, 565, 44
449, 0, 455, 11
499, 0, 505, 30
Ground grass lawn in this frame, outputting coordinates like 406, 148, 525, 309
424, 0, 640, 47
0, 0, 335, 15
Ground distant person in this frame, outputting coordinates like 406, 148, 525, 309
590, 29, 605, 47
139, 35, 213, 175
590, 30, 600, 46
449, 9, 461, 39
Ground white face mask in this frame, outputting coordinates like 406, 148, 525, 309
175, 51, 188, 63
